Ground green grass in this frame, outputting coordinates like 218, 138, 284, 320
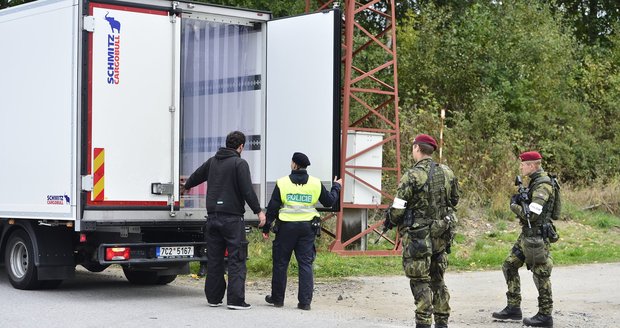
190, 202, 620, 278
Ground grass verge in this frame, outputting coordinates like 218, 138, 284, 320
191, 202, 620, 278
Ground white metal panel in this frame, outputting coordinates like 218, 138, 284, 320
265, 11, 338, 189
89, 5, 179, 204
0, 0, 78, 220
343, 132, 383, 205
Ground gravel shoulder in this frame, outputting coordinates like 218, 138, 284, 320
172, 262, 620, 327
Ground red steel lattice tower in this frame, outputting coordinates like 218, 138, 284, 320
306, 0, 402, 255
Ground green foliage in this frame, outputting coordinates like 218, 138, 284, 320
397, 0, 620, 200
194, 0, 305, 18
1, 0, 33, 9
547, 0, 620, 45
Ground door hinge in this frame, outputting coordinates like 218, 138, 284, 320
83, 16, 95, 32
82, 175, 94, 191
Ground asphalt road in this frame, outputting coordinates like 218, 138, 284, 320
0, 262, 619, 328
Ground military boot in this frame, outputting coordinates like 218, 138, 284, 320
415, 324, 430, 328
435, 324, 448, 328
492, 305, 522, 320
523, 313, 553, 327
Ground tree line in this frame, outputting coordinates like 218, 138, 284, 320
5, 0, 619, 196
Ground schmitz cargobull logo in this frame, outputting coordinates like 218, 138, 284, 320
47, 195, 70, 205
104, 12, 122, 84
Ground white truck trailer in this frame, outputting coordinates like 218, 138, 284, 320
0, 0, 340, 289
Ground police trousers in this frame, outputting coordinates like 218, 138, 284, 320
204, 213, 248, 306
502, 233, 553, 315
271, 220, 316, 305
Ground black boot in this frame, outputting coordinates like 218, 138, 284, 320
492, 305, 522, 320
265, 295, 283, 307
415, 324, 430, 328
523, 313, 553, 327
435, 324, 448, 328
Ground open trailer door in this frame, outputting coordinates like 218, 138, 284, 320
86, 2, 180, 209
265, 9, 341, 208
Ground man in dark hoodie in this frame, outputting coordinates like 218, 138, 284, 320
262, 152, 341, 311
182, 131, 266, 310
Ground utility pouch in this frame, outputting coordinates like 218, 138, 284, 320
430, 217, 450, 238
271, 219, 281, 234
522, 235, 548, 267
239, 240, 249, 262
402, 209, 414, 227
405, 226, 432, 259
311, 217, 321, 237
430, 214, 457, 254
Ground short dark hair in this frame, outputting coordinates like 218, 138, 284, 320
415, 142, 434, 155
226, 131, 246, 149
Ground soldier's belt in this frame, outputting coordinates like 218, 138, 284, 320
521, 226, 543, 237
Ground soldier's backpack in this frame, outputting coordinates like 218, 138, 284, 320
549, 174, 561, 220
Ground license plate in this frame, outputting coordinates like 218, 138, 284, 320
156, 246, 194, 258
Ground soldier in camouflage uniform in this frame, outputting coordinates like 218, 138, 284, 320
386, 134, 460, 328
492, 151, 556, 327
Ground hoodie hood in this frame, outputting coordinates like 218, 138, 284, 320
215, 147, 240, 159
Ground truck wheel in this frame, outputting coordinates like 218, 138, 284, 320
4, 230, 40, 290
156, 275, 177, 285
122, 267, 158, 285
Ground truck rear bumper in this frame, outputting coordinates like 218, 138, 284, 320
97, 241, 207, 265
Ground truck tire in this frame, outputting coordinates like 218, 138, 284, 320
122, 267, 159, 285
4, 230, 40, 290
156, 275, 177, 285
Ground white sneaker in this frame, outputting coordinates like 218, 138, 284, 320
227, 302, 252, 310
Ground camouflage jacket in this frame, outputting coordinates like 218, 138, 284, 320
510, 169, 554, 226
390, 158, 459, 230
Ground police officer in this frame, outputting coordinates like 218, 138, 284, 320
492, 151, 556, 327
385, 134, 459, 328
262, 152, 341, 310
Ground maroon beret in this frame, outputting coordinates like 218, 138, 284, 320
414, 134, 437, 150
519, 151, 542, 161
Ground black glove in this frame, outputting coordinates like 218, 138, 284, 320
510, 194, 519, 206
382, 218, 394, 232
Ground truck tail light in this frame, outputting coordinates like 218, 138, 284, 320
105, 247, 130, 261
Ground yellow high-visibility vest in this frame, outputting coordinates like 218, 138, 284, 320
277, 175, 321, 222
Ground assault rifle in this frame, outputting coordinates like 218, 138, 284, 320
374, 207, 413, 244
374, 207, 394, 244
515, 176, 532, 228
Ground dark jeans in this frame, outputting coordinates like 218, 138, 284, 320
204, 213, 248, 306
271, 221, 316, 305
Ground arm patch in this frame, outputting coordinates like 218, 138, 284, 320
529, 202, 543, 215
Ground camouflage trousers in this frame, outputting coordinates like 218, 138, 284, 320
403, 235, 450, 326
502, 233, 553, 315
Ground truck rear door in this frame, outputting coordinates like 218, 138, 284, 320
86, 2, 179, 209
